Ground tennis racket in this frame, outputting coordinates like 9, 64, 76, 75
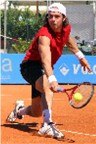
57, 82, 94, 109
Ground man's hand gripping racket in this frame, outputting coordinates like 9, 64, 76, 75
57, 82, 94, 109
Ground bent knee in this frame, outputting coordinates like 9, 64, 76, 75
27, 107, 42, 117
33, 112, 42, 117
29, 111, 42, 117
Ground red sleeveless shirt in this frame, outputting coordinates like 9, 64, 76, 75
23, 24, 71, 66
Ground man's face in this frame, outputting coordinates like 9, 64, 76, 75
48, 11, 65, 32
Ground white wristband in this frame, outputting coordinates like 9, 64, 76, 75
75, 51, 85, 60
48, 75, 57, 83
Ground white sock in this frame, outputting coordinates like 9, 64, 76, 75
18, 107, 26, 116
43, 109, 52, 124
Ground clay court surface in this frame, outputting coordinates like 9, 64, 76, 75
1, 84, 96, 144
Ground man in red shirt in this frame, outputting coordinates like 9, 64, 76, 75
7, 3, 91, 139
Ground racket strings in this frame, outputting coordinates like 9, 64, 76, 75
71, 84, 93, 108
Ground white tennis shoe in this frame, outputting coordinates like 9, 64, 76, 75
6, 100, 24, 122
38, 122, 64, 139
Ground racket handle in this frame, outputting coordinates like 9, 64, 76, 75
57, 87, 64, 92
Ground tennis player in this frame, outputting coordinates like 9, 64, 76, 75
6, 3, 91, 139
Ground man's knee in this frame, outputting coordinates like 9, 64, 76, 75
30, 110, 42, 117
33, 111, 42, 117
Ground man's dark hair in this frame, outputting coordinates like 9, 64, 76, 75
44, 14, 69, 27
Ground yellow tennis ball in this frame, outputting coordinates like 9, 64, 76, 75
73, 93, 83, 101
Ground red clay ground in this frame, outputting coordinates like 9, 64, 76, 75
1, 85, 96, 144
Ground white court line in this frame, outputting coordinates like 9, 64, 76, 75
22, 98, 64, 101
1, 95, 64, 101
1, 94, 12, 97
61, 129, 96, 137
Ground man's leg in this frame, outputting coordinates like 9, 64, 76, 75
35, 74, 64, 139
26, 96, 42, 117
